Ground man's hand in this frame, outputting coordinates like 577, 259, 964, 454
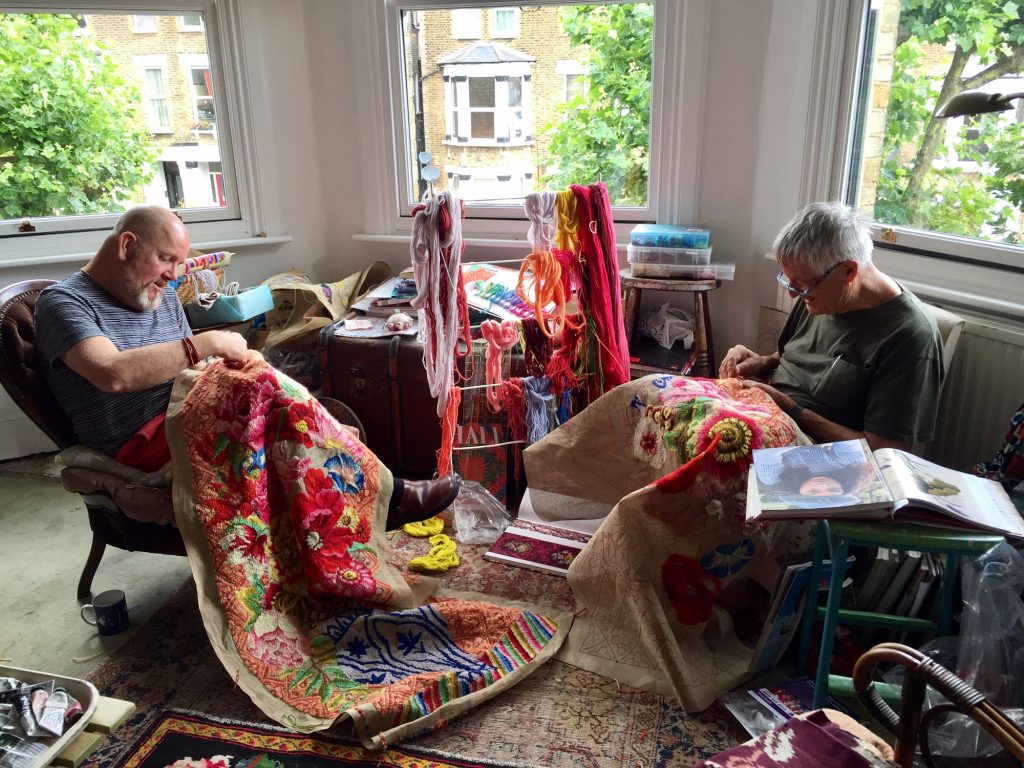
195, 330, 249, 367
718, 345, 779, 380
739, 379, 791, 411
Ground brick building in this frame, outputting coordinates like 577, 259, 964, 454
405, 6, 588, 203
85, 12, 224, 210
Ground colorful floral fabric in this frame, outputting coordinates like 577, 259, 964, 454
166, 355, 569, 748
524, 375, 811, 710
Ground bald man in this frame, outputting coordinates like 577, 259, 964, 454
35, 206, 248, 470
35, 206, 458, 527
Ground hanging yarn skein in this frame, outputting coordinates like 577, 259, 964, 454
523, 376, 555, 446
480, 319, 520, 412
524, 191, 557, 253
410, 191, 470, 418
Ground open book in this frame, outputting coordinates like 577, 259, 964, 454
746, 439, 1024, 539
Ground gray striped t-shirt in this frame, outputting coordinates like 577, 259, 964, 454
35, 270, 191, 455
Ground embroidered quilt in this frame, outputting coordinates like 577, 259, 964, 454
165, 354, 569, 748
524, 375, 813, 710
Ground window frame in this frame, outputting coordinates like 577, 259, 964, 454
134, 54, 173, 133
131, 13, 155, 32
0, 0, 265, 262
450, 8, 482, 39
830, 0, 1024, 273
374, 0, 707, 236
489, 7, 519, 38
444, 64, 532, 147
179, 12, 203, 31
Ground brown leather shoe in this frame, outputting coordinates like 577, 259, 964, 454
386, 474, 462, 530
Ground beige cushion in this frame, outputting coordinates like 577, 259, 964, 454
57, 446, 176, 526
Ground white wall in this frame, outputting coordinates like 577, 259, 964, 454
9, 0, 1015, 462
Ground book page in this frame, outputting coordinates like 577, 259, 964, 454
877, 449, 1024, 538
751, 439, 893, 515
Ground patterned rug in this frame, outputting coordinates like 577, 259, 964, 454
84, 534, 741, 767
108, 709, 507, 768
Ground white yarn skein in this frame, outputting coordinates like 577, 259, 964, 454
410, 191, 464, 417
524, 191, 556, 252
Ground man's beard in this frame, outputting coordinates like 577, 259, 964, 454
125, 263, 164, 311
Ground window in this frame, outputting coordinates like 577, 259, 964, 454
451, 8, 481, 39
843, 0, 1024, 266
395, 3, 663, 213
445, 69, 530, 146
557, 60, 587, 102
135, 55, 171, 132
131, 13, 155, 32
189, 65, 216, 129
179, 13, 203, 30
1, 1, 257, 256
490, 8, 518, 38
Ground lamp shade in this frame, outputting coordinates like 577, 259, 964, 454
935, 89, 1024, 118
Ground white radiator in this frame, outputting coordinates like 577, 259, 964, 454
928, 318, 1024, 471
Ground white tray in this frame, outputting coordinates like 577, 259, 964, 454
0, 664, 99, 768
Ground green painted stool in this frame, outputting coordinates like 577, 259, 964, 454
796, 519, 1004, 708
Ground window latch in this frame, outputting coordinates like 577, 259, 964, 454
18, 219, 36, 233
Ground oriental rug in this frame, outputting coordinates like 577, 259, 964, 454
84, 560, 740, 768
106, 709, 505, 768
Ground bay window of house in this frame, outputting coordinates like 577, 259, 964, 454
841, 0, 1024, 269
389, 0, 693, 226
1, 0, 256, 258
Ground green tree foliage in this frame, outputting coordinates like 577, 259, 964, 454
877, 0, 1024, 243
0, 13, 155, 219
542, 3, 653, 206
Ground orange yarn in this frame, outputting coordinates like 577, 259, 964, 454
481, 320, 520, 411
516, 250, 568, 338
436, 385, 462, 477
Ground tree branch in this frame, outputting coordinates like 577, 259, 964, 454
963, 45, 1024, 90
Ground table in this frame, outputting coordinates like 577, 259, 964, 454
620, 269, 720, 378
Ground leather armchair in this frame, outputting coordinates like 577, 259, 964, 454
0, 280, 184, 600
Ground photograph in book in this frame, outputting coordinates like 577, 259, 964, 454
720, 678, 853, 738
746, 440, 1024, 539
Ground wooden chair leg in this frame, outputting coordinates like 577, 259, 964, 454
77, 534, 106, 601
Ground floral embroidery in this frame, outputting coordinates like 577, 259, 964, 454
700, 539, 755, 577
661, 554, 722, 625
324, 452, 365, 495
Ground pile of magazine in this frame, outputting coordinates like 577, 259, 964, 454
0, 676, 84, 768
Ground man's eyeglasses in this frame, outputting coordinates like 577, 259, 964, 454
776, 261, 845, 299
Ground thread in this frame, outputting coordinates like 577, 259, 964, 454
481, 320, 520, 412
523, 376, 554, 446
555, 190, 579, 254
500, 378, 527, 486
516, 250, 566, 337
524, 191, 557, 252
408, 534, 460, 573
402, 516, 445, 537
436, 385, 462, 477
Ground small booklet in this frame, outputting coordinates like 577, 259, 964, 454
720, 678, 853, 738
483, 523, 589, 577
747, 556, 853, 675
746, 439, 1024, 539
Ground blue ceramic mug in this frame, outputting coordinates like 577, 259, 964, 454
80, 589, 130, 636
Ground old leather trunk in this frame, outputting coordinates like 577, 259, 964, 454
319, 325, 441, 479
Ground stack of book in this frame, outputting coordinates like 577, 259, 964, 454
350, 276, 417, 317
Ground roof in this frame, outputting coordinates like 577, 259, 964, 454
438, 41, 536, 65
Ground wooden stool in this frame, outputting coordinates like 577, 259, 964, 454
619, 269, 720, 378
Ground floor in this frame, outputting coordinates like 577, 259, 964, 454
0, 452, 192, 679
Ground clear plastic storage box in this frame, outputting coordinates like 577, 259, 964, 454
630, 262, 736, 280
627, 243, 713, 266
629, 224, 711, 249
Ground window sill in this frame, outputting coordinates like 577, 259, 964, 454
1, 235, 292, 270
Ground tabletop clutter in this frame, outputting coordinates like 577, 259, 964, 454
0, 675, 85, 768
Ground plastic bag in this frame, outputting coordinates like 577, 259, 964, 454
451, 479, 512, 544
884, 541, 1024, 758
638, 301, 694, 350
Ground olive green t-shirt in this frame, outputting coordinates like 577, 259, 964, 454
770, 288, 943, 443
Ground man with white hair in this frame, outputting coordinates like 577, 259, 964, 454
719, 201, 943, 451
